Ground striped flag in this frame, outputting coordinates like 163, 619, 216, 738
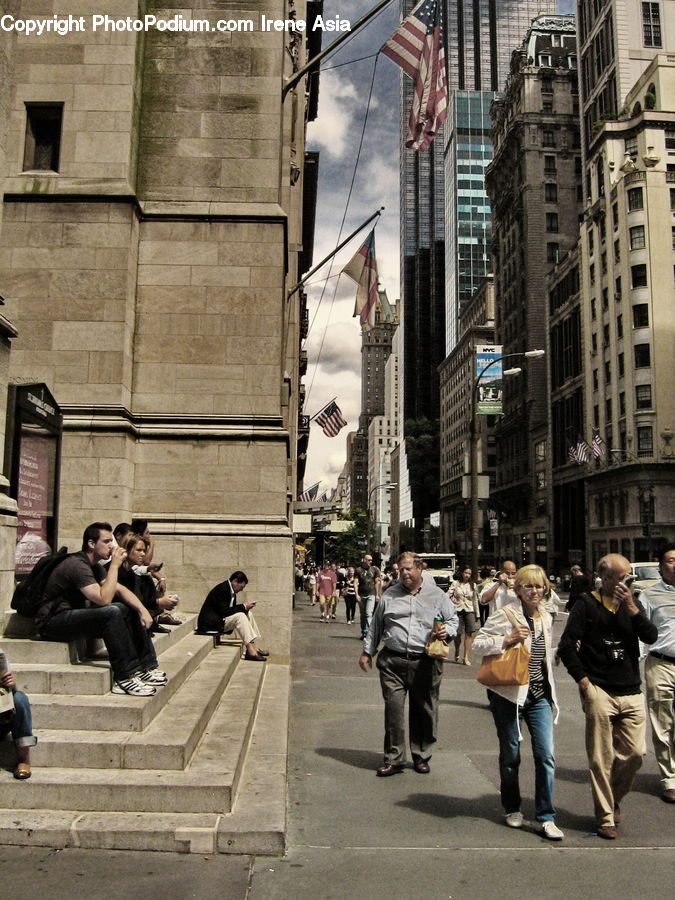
382, 0, 448, 151
314, 400, 348, 438
298, 482, 320, 502
342, 230, 379, 330
591, 430, 606, 458
568, 443, 580, 465
568, 436, 591, 465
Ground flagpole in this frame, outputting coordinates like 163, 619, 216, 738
282, 0, 395, 99
287, 207, 384, 300
309, 397, 337, 422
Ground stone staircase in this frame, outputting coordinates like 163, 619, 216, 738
0, 610, 288, 854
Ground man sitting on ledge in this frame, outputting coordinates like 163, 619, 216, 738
36, 522, 168, 697
197, 571, 268, 662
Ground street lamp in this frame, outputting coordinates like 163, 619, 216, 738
469, 350, 545, 576
367, 482, 398, 553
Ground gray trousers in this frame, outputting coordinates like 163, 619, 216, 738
376, 647, 443, 765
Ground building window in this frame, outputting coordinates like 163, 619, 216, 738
625, 135, 638, 160
588, 229, 594, 255
629, 225, 646, 249
546, 212, 559, 232
539, 54, 552, 67
590, 263, 595, 284
542, 100, 553, 114
591, 332, 598, 353
634, 343, 651, 367
619, 392, 626, 416
631, 264, 647, 288
603, 323, 610, 346
535, 440, 546, 462
545, 183, 558, 202
642, 2, 662, 48
605, 361, 611, 383
23, 103, 63, 171
541, 76, 553, 94
614, 239, 620, 262
671, 188, 675, 211
637, 426, 653, 456
602, 287, 609, 309
616, 313, 623, 338
618, 352, 624, 377
628, 187, 643, 211
601, 252, 607, 275
635, 384, 652, 409
666, 129, 675, 150
544, 155, 556, 174
632, 304, 649, 328
543, 129, 555, 147
612, 202, 619, 230
615, 276, 622, 301
593, 404, 600, 427
606, 398, 612, 422
591, 298, 597, 320
593, 369, 599, 392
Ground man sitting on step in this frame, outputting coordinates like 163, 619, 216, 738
197, 571, 269, 662
36, 522, 168, 697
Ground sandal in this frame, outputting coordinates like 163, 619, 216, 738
14, 762, 31, 780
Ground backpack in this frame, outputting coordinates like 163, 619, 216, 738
11, 547, 71, 618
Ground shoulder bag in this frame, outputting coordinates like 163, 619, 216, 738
476, 606, 530, 686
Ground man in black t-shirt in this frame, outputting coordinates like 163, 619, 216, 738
559, 553, 657, 839
355, 553, 382, 639
38, 522, 165, 697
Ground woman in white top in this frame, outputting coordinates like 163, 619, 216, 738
472, 564, 563, 840
448, 566, 480, 666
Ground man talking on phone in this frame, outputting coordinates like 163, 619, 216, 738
558, 554, 657, 839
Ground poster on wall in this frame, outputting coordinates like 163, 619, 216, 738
475, 345, 503, 416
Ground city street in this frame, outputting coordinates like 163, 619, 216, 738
2, 592, 673, 899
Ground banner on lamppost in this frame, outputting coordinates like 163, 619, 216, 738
475, 344, 503, 415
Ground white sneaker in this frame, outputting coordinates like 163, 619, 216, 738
540, 820, 564, 840
137, 668, 167, 686
112, 677, 156, 696
505, 811, 524, 828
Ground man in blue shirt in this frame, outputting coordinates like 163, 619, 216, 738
639, 543, 675, 804
359, 552, 458, 776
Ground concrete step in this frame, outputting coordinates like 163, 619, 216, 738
0, 637, 72, 664
27, 632, 215, 732
0, 611, 35, 637
26, 647, 241, 769
0, 662, 289, 854
0, 659, 267, 814
13, 662, 111, 696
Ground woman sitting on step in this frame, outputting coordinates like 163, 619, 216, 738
118, 534, 180, 633
0, 647, 37, 779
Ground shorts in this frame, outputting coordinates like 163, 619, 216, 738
457, 609, 478, 635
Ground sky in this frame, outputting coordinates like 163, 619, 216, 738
302, 0, 576, 496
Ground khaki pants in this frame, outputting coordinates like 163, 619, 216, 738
223, 611, 261, 647
645, 656, 675, 791
582, 682, 646, 826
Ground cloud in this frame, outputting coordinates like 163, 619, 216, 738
307, 72, 361, 159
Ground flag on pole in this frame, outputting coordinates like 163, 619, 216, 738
382, 0, 448, 151
342, 230, 379, 330
315, 400, 348, 437
567, 443, 580, 465
591, 430, 606, 458
568, 436, 591, 465
298, 481, 320, 502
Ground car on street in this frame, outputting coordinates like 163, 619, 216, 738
630, 561, 660, 597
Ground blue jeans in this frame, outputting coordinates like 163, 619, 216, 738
488, 690, 556, 822
0, 690, 37, 748
40, 602, 157, 681
359, 595, 376, 636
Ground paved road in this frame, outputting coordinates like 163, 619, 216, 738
3, 593, 673, 899
249, 593, 674, 899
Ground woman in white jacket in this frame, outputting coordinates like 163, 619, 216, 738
473, 564, 563, 840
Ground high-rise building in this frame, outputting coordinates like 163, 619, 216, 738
576, 0, 675, 562
485, 14, 581, 569
398, 1, 555, 547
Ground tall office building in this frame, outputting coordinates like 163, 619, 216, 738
397, 1, 555, 546
576, 0, 675, 562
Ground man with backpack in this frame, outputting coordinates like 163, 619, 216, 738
35, 522, 167, 697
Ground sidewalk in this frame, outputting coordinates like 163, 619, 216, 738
249, 593, 674, 899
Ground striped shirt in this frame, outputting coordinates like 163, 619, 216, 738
526, 615, 548, 701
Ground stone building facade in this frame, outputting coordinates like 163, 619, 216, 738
485, 15, 581, 569
0, 2, 319, 652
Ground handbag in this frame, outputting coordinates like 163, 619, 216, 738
476, 606, 530, 686
425, 617, 450, 660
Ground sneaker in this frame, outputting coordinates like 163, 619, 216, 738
137, 669, 168, 686
112, 677, 156, 696
540, 820, 564, 841
504, 811, 524, 828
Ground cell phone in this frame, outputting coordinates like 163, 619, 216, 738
621, 574, 635, 588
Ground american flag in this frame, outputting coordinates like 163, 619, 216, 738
342, 230, 379, 330
382, 0, 448, 151
314, 400, 348, 438
298, 482, 320, 502
568, 437, 591, 465
591, 430, 606, 458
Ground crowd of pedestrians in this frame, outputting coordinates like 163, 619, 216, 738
296, 544, 675, 841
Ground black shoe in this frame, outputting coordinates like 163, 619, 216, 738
413, 759, 430, 774
376, 763, 404, 777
